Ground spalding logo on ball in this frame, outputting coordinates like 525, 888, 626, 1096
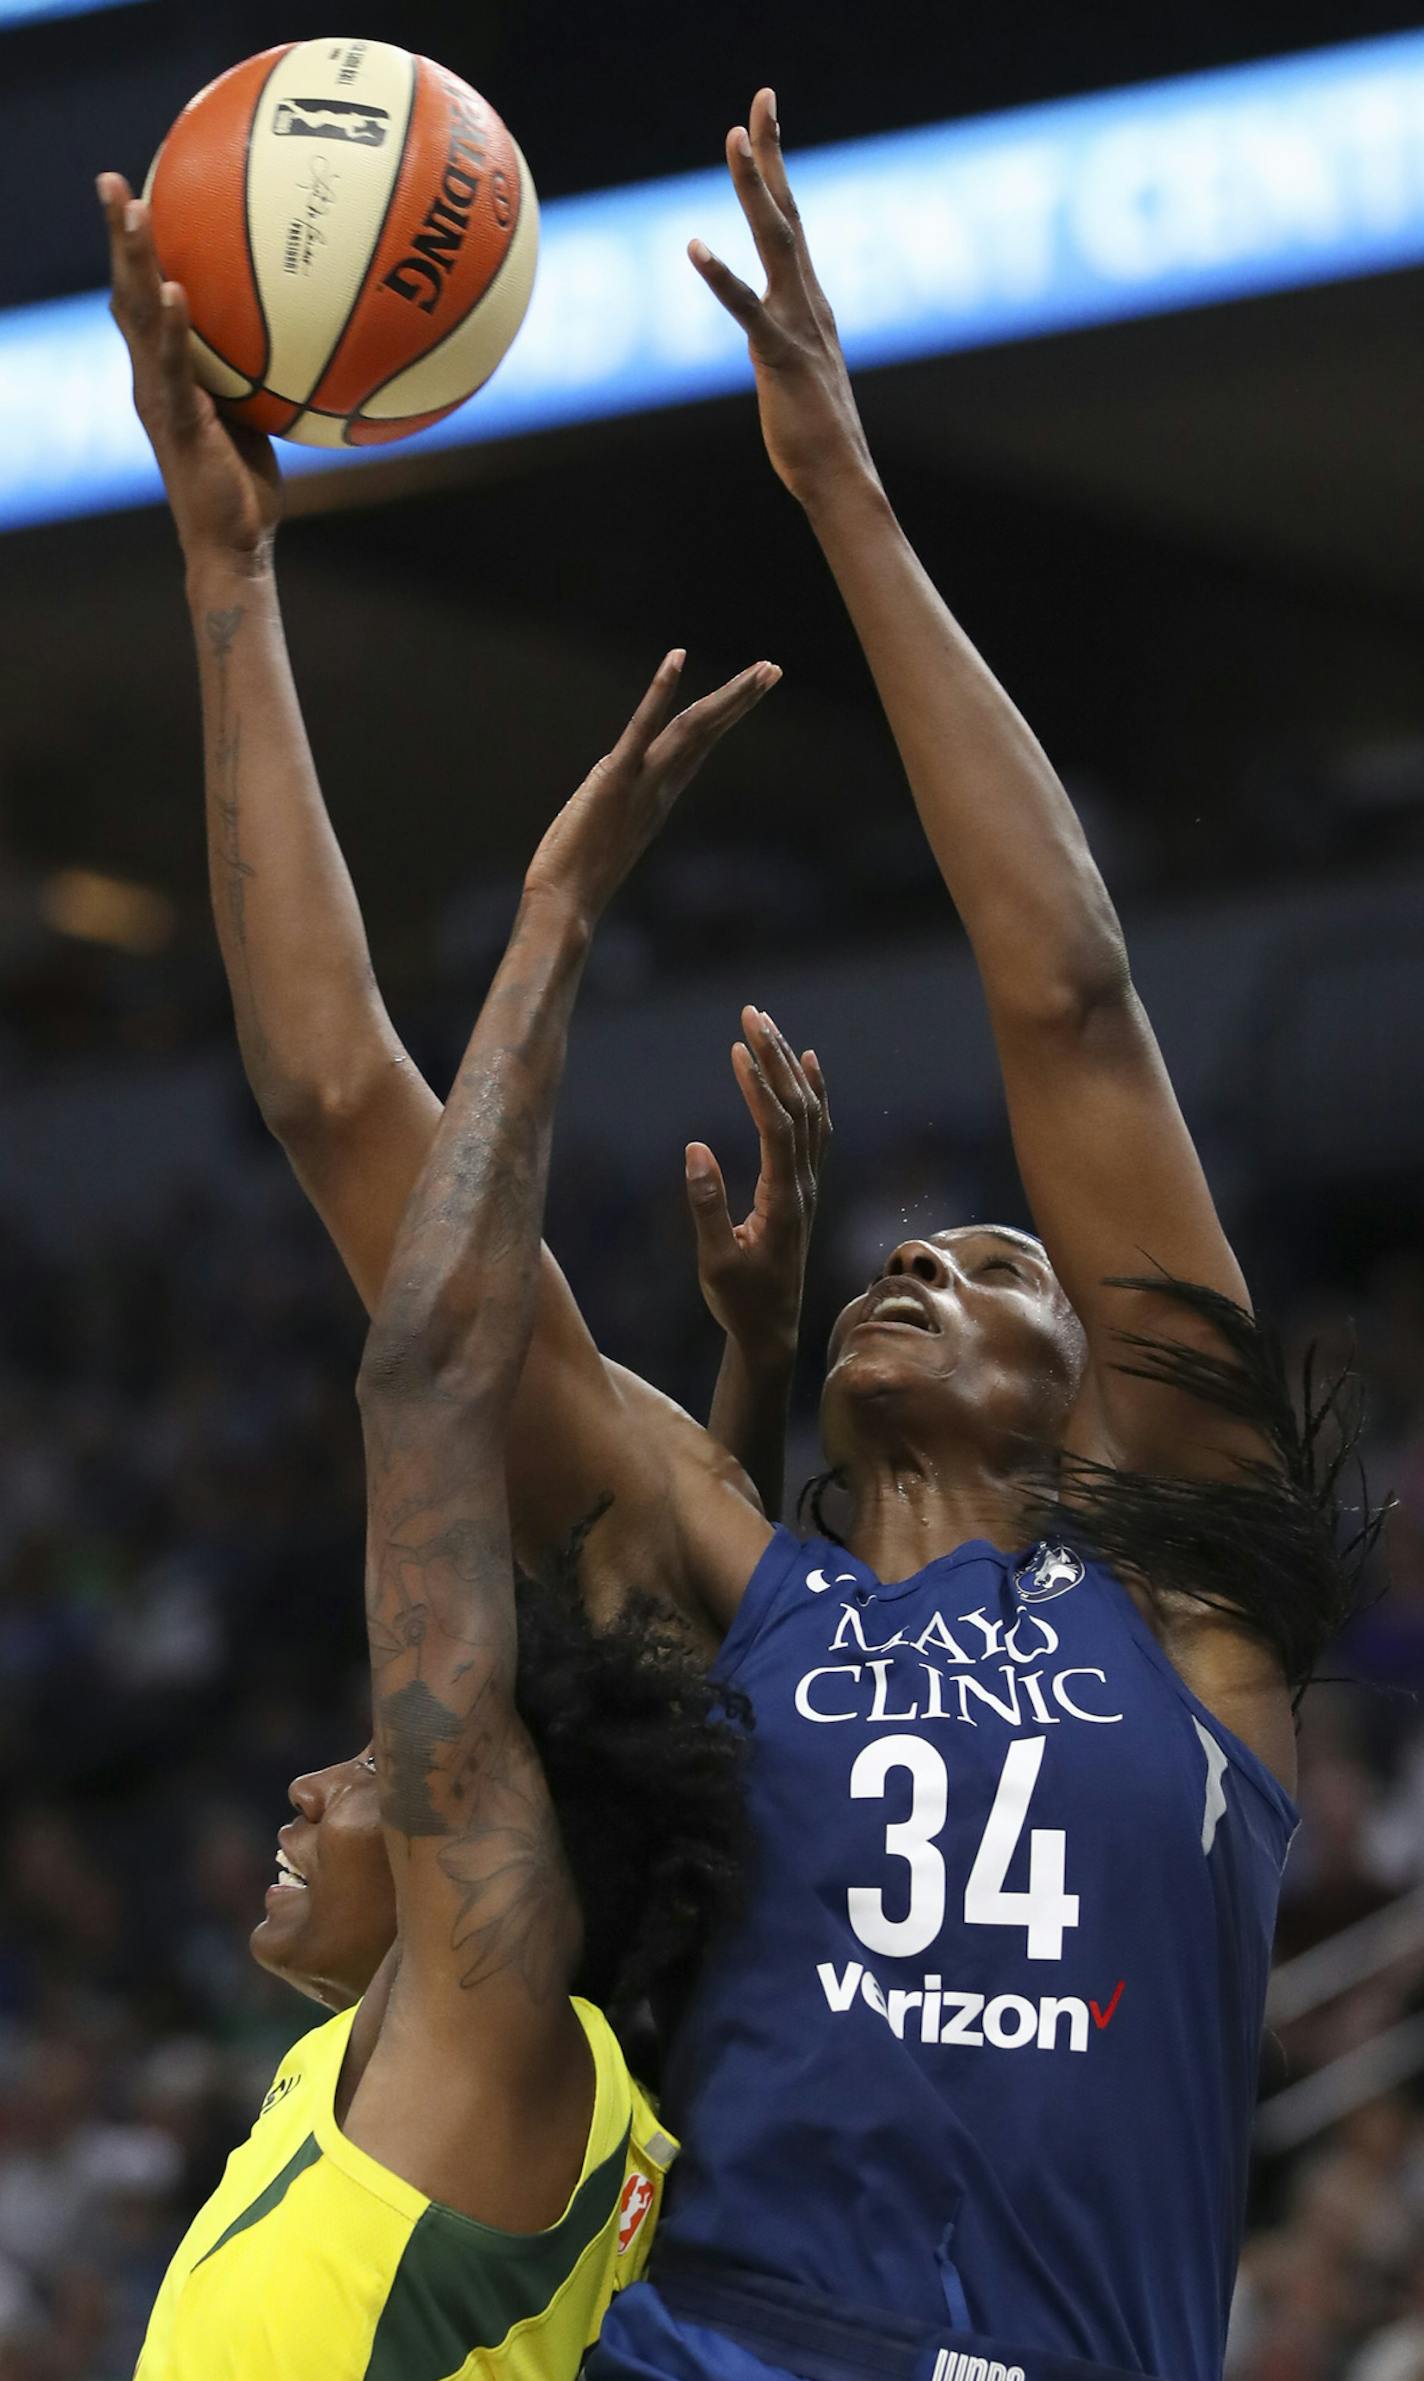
144, 37, 538, 447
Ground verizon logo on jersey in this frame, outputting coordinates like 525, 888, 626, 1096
817, 1958, 1125, 2051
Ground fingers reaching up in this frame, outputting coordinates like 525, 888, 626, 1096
734, 1006, 830, 1223
688, 90, 874, 504
644, 654, 782, 810
523, 653, 782, 925
689, 1006, 831, 1357
102, 175, 203, 437
100, 173, 155, 333
97, 172, 282, 564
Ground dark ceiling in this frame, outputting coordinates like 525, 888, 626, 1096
4, 0, 1423, 1004
14, 0, 1424, 313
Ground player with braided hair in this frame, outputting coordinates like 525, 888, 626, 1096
584, 91, 1378, 2381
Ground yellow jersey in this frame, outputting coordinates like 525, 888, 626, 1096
136, 1996, 676, 2380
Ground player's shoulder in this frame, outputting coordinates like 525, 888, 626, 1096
570, 1997, 680, 2177
567, 1998, 679, 2283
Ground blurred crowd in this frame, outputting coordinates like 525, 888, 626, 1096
0, 1050, 1423, 2379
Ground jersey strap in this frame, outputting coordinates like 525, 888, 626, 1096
716, 1524, 819, 1682
652, 2250, 1163, 2381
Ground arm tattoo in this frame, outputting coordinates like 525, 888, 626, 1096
374, 1678, 470, 1838
370, 1528, 573, 1995
203, 605, 264, 1055
364, 1461, 509, 1677
360, 892, 592, 2000
437, 1802, 570, 2001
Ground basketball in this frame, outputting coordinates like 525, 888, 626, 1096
144, 38, 538, 448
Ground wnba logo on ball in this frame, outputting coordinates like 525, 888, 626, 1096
272, 97, 390, 148
147, 37, 539, 446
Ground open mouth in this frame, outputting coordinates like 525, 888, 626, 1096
273, 1847, 308, 1891
864, 1288, 937, 1332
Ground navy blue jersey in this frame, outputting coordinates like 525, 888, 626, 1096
597, 1528, 1296, 2381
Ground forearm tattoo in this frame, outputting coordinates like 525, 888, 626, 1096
366, 1480, 571, 1997
361, 904, 589, 1997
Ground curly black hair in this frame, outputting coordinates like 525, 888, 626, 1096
510, 1523, 750, 2045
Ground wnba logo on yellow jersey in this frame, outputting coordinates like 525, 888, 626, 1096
617, 2169, 655, 2255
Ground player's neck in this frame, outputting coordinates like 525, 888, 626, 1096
844, 1460, 1034, 1585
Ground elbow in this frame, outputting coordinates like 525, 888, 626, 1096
357, 1294, 455, 1408
1027, 940, 1134, 1037
357, 1302, 498, 1415
994, 875, 1133, 1036
251, 1065, 384, 1152
991, 946, 1139, 1047
356, 1316, 431, 1411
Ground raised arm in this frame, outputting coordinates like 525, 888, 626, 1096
101, 173, 822, 1594
690, 1013, 831, 1521
692, 97, 1251, 1475
346, 653, 777, 2221
100, 171, 441, 1301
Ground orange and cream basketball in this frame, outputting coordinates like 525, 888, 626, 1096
145, 38, 538, 447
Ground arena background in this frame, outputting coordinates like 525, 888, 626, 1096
3, 2, 1424, 2372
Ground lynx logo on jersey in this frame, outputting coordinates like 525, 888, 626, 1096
1014, 1544, 1084, 1604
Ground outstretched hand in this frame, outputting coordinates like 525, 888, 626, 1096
98, 173, 282, 568
522, 650, 780, 927
688, 1008, 830, 1362
690, 89, 876, 507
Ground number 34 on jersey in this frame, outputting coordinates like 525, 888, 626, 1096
823, 1734, 1124, 2056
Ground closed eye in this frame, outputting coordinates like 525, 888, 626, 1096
978, 1258, 1023, 1281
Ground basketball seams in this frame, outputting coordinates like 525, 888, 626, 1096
147, 42, 293, 395
296, 44, 420, 418
306, 56, 519, 422
349, 146, 535, 433
149, 42, 536, 449
280, 396, 466, 448
343, 400, 465, 445
190, 331, 258, 398
240, 45, 293, 396
227, 393, 302, 437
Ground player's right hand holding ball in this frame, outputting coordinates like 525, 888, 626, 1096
98, 173, 282, 575
689, 90, 879, 514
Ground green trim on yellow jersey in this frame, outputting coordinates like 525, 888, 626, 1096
363, 2128, 629, 2381
136, 1995, 676, 2381
192, 2132, 321, 2270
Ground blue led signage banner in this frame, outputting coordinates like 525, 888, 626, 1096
4, 27, 1423, 530
0, 0, 141, 24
